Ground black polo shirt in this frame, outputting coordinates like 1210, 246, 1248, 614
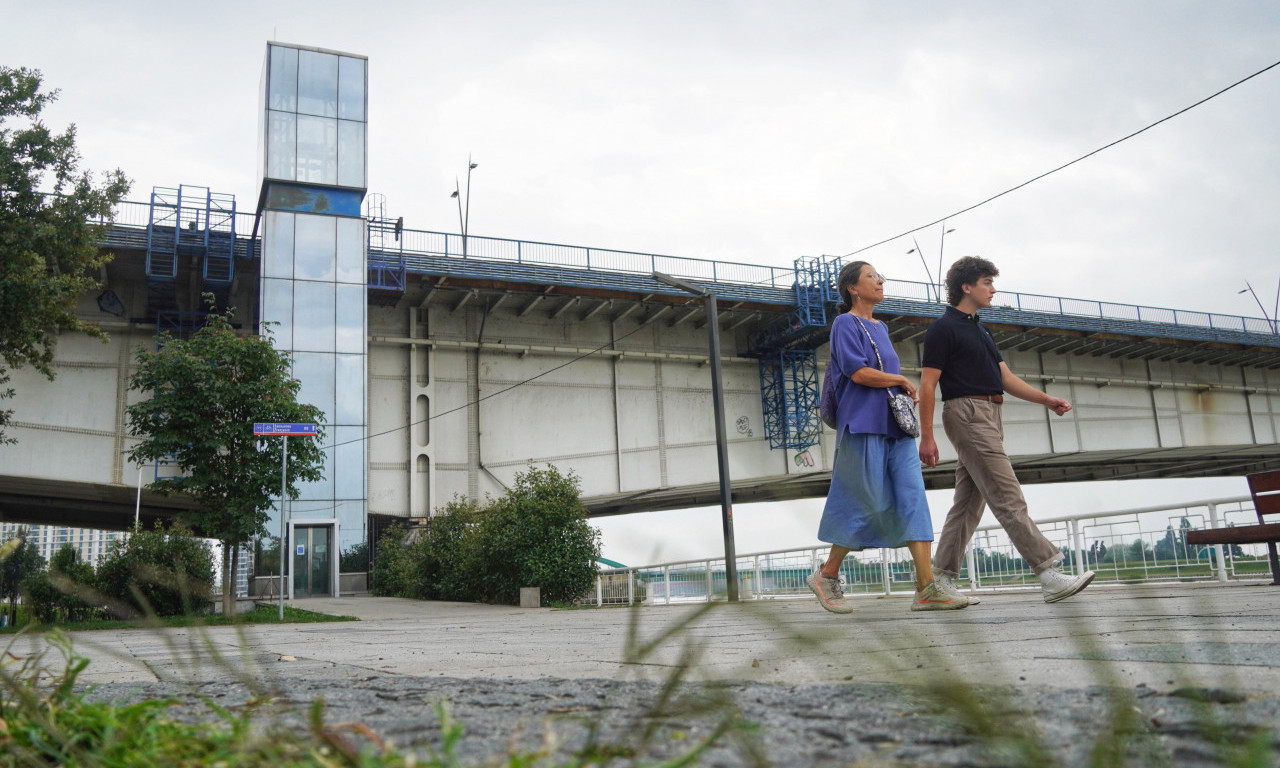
921, 306, 1004, 401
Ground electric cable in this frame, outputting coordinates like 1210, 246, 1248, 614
835, 56, 1280, 260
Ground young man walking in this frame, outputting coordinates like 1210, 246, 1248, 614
918, 256, 1094, 603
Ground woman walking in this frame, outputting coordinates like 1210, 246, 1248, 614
806, 261, 969, 614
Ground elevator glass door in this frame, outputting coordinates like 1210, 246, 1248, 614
293, 525, 332, 597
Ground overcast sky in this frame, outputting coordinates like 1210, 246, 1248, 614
4, 2, 1275, 563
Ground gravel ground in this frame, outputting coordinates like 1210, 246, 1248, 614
84, 675, 1280, 767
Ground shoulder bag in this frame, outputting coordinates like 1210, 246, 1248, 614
852, 316, 921, 438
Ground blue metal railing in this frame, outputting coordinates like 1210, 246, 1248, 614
94, 198, 1279, 339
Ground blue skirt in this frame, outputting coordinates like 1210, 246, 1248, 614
818, 431, 933, 550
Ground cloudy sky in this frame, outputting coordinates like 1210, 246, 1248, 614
4, 2, 1275, 563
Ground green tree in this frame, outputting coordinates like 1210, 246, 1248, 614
126, 309, 326, 617
0, 530, 44, 625
474, 465, 601, 605
0, 66, 130, 443
96, 523, 215, 617
23, 544, 98, 624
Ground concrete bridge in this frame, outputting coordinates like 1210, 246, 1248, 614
1, 199, 1278, 540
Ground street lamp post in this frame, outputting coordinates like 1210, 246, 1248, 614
449, 154, 479, 256
651, 271, 739, 601
937, 223, 955, 300
1238, 280, 1280, 334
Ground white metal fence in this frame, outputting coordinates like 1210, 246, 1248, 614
583, 495, 1273, 606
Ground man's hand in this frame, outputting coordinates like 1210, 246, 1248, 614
1046, 397, 1072, 416
919, 436, 940, 468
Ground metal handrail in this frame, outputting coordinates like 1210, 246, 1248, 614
586, 494, 1267, 606
95, 198, 1278, 336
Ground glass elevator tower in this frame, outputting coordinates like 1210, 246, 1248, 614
257, 43, 369, 590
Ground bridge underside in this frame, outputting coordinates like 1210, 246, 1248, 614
7, 442, 1278, 529
583, 443, 1280, 517
0, 475, 202, 533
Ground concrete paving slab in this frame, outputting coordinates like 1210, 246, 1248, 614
11, 581, 1273, 693
20, 581, 1276, 767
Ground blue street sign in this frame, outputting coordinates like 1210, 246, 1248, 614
253, 423, 318, 436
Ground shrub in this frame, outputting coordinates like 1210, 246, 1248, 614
370, 525, 422, 598
96, 523, 215, 617
23, 544, 100, 623
473, 465, 601, 605
419, 496, 482, 601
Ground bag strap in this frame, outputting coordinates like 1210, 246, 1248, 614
851, 316, 895, 402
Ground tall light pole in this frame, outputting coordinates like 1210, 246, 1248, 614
937, 223, 955, 302
907, 237, 935, 302
449, 154, 479, 256
1239, 280, 1280, 334
651, 271, 739, 601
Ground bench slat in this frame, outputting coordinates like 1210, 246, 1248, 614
1247, 469, 1280, 496
1186, 523, 1280, 546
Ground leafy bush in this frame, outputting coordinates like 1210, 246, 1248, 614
418, 496, 482, 601
473, 465, 601, 605
23, 544, 100, 623
95, 523, 215, 617
370, 525, 423, 598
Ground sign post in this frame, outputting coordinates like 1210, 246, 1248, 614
254, 423, 318, 619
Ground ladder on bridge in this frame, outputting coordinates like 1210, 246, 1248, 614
749, 255, 843, 451
364, 193, 406, 304
145, 185, 237, 330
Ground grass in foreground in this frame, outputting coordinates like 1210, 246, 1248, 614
0, 605, 355, 635
3, 592, 1279, 766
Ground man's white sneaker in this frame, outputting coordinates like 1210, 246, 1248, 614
934, 573, 980, 605
1038, 567, 1095, 603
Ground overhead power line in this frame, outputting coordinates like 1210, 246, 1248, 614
837, 57, 1280, 260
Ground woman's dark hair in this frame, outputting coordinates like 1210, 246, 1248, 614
835, 260, 870, 315
945, 256, 999, 307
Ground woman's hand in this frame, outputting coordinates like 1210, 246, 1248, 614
897, 376, 918, 402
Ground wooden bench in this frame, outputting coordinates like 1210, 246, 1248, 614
1187, 469, 1280, 585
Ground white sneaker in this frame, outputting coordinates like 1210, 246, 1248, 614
806, 569, 853, 614
1038, 567, 1095, 603
935, 573, 980, 605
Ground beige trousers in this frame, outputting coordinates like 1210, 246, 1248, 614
933, 398, 1064, 577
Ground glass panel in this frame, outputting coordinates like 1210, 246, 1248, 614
293, 281, 335, 352
297, 49, 338, 117
311, 526, 331, 595
335, 217, 365, 284
292, 532, 307, 595
296, 115, 337, 185
293, 214, 335, 281
337, 120, 365, 188
338, 56, 365, 121
334, 353, 364, 422
334, 426, 365, 499
336, 500, 366, 557
293, 352, 335, 420
262, 211, 294, 279
296, 446, 335, 501
266, 111, 296, 181
260, 278, 293, 349
335, 285, 365, 354
267, 46, 298, 112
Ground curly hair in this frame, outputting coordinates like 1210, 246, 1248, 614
835, 260, 870, 315
945, 256, 999, 307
